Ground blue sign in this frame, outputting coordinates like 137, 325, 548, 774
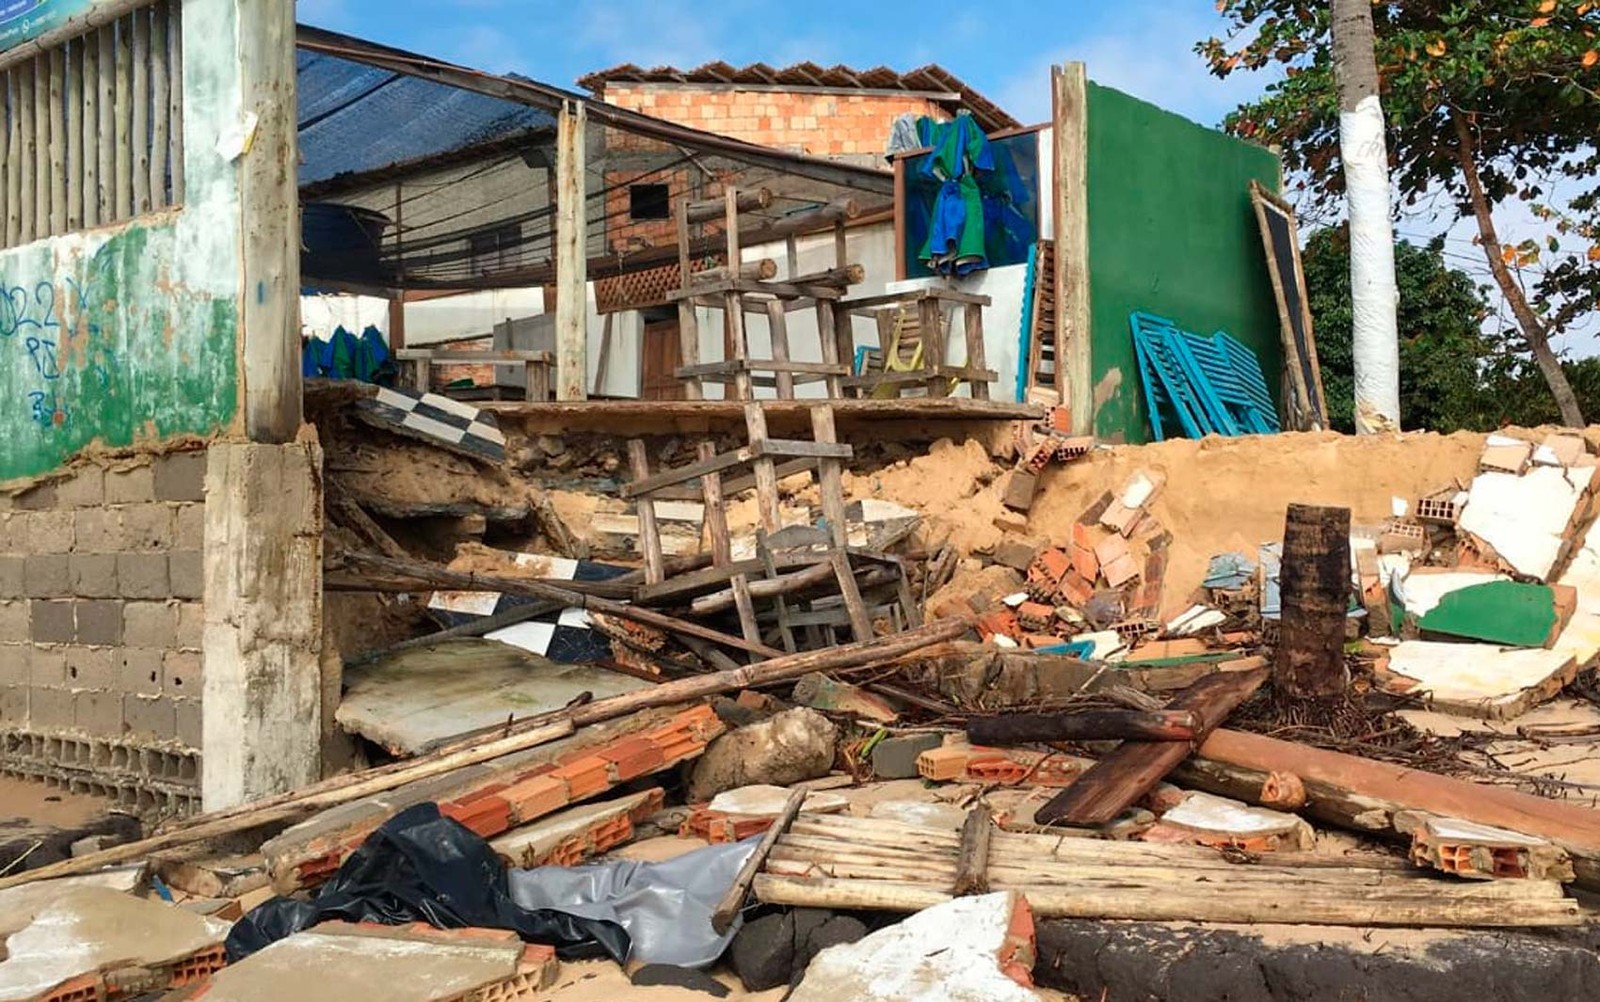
0, 0, 95, 53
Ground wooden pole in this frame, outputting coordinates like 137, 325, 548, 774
65, 42, 81, 231
1276, 504, 1352, 698
0, 68, 11, 245
32, 55, 48, 234
47, 47, 63, 234
130, 7, 149, 214
967, 709, 1199, 745
149, 3, 168, 207
553, 99, 587, 401
1053, 61, 1091, 424
96, 24, 113, 222
951, 805, 993, 896
113, 19, 130, 219
166, 0, 181, 204
14, 64, 30, 243
81, 38, 97, 227
711, 787, 806, 934
237, 0, 302, 442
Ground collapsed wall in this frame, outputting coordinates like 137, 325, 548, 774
0, 452, 207, 812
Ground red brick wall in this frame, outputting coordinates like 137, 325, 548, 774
601, 83, 946, 159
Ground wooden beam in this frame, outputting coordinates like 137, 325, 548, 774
1053, 62, 1092, 434
1035, 667, 1269, 827
952, 805, 993, 896
553, 99, 587, 401
967, 709, 1199, 745
712, 788, 806, 934
238, 0, 302, 442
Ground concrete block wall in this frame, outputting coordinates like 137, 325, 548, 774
0, 450, 206, 804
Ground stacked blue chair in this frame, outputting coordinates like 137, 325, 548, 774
1129, 311, 1280, 441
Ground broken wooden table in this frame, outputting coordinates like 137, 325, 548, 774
396, 348, 553, 402
834, 288, 996, 400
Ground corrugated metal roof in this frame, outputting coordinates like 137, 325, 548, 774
576, 61, 1020, 134
298, 48, 555, 187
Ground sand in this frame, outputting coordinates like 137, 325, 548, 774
0, 777, 115, 828
849, 430, 1491, 620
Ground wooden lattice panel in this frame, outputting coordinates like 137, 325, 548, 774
596, 256, 725, 314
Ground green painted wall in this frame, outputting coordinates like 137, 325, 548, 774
1085, 83, 1283, 443
0, 0, 244, 483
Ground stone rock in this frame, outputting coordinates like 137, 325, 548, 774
730, 909, 868, 993
688, 708, 838, 803
535, 435, 568, 457
630, 963, 730, 997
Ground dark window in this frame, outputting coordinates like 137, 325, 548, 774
629, 184, 671, 221
469, 224, 521, 273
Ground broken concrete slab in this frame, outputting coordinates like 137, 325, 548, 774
707, 785, 849, 817
0, 888, 229, 1002
688, 708, 839, 803
1418, 580, 1575, 649
871, 733, 945, 779
788, 891, 1040, 1002
0, 864, 147, 939
1140, 791, 1315, 852
867, 800, 970, 831
1457, 465, 1595, 581
1395, 568, 1508, 618
335, 639, 649, 755
1384, 640, 1577, 720
173, 922, 554, 1002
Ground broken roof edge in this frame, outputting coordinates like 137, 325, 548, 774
576, 60, 1022, 134
294, 24, 894, 197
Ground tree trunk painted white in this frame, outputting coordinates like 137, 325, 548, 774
1331, 0, 1401, 434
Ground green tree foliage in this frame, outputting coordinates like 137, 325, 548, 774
1201, 1, 1600, 425
1307, 226, 1600, 430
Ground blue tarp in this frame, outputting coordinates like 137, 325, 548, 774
297, 49, 555, 186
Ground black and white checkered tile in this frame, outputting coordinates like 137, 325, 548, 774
427, 554, 633, 664
355, 386, 507, 465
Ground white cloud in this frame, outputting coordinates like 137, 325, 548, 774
574, 0, 726, 69
994, 5, 1276, 128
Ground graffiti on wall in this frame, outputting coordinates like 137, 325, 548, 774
2, 275, 116, 431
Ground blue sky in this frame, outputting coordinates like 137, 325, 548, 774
295, 0, 1272, 129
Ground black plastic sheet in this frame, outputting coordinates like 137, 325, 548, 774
225, 802, 630, 963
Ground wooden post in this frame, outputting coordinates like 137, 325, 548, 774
65, 43, 82, 232
237, 0, 302, 442
47, 47, 64, 234
952, 805, 993, 896
553, 99, 587, 401
131, 8, 149, 214
12, 66, 28, 244
114, 20, 130, 219
33, 55, 49, 234
1276, 504, 1352, 698
711, 789, 807, 934
149, 4, 168, 208
1053, 62, 1091, 430
626, 440, 665, 587
96, 24, 113, 222
1, 69, 13, 245
166, 0, 182, 204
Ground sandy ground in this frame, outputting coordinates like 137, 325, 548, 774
0, 777, 116, 827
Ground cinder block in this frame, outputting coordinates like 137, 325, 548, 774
174, 503, 205, 550
119, 503, 175, 552
162, 649, 201, 695
0, 555, 24, 599
174, 602, 203, 649
75, 600, 123, 646
69, 553, 119, 598
168, 551, 202, 600
56, 468, 104, 508
0, 513, 21, 553
72, 508, 121, 553
0, 643, 25, 686
14, 482, 57, 510
65, 645, 117, 688
118, 647, 164, 696
24, 511, 73, 553
0, 600, 27, 643
123, 601, 177, 648
104, 464, 155, 505
27, 644, 66, 687
873, 732, 945, 779
74, 689, 123, 735
153, 452, 207, 502
123, 694, 177, 740
30, 600, 75, 643
173, 697, 202, 749
117, 552, 169, 599
0, 686, 26, 726
29, 686, 73, 730
24, 554, 70, 598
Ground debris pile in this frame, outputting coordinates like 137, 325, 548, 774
11, 421, 1600, 1000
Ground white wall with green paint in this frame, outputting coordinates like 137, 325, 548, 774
0, 0, 245, 482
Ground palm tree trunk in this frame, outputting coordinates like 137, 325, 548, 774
1450, 111, 1584, 428
1331, 0, 1402, 434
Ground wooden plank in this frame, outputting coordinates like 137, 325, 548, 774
622, 445, 755, 498
713, 788, 806, 934
967, 709, 1199, 744
131, 7, 149, 214
113, 19, 130, 219
1053, 61, 1091, 433
1034, 667, 1269, 827
238, 0, 301, 442
166, 0, 182, 203
627, 440, 666, 587
14, 63, 30, 243
666, 277, 845, 302
751, 439, 853, 461
964, 302, 990, 400
674, 195, 703, 401
553, 99, 587, 401
31, 55, 47, 235
394, 349, 553, 362
951, 805, 992, 896
676, 359, 850, 378
766, 300, 795, 398
686, 186, 768, 224
65, 42, 82, 231
837, 288, 992, 311
96, 24, 113, 221
0, 68, 11, 245
149, 2, 168, 208
745, 402, 782, 534
47, 47, 63, 234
